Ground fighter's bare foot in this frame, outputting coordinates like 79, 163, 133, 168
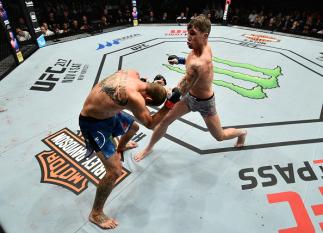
124, 140, 138, 150
89, 212, 118, 229
235, 130, 247, 148
134, 148, 152, 162
118, 140, 138, 152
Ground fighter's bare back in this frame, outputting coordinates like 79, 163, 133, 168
80, 70, 143, 119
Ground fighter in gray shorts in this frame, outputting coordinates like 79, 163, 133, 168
182, 92, 217, 117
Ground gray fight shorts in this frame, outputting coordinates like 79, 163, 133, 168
182, 92, 217, 117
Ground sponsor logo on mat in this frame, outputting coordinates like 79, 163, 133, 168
35, 128, 130, 195
30, 58, 89, 92
96, 33, 141, 50
165, 29, 188, 36
239, 159, 323, 232
242, 34, 280, 44
163, 53, 283, 99
316, 52, 323, 61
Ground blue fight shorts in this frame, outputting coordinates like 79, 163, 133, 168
79, 112, 134, 159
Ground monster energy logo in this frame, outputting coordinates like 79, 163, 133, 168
163, 54, 283, 99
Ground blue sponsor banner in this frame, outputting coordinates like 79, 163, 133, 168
37, 34, 46, 48
96, 34, 141, 51
96, 39, 120, 50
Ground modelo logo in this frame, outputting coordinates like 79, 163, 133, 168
243, 34, 280, 43
96, 33, 141, 50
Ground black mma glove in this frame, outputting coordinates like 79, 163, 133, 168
153, 74, 167, 86
164, 87, 182, 109
168, 55, 186, 65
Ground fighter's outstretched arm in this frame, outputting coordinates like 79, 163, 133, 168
127, 97, 166, 129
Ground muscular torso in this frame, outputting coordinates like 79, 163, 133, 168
80, 70, 143, 119
185, 43, 214, 99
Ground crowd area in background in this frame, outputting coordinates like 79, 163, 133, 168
226, 5, 323, 38
5, 0, 323, 43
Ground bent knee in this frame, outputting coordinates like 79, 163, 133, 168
112, 167, 123, 178
107, 167, 123, 180
214, 134, 224, 142
115, 168, 123, 177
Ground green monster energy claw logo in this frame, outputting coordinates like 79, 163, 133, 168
163, 54, 283, 99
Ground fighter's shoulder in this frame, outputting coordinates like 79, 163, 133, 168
188, 59, 204, 70
126, 89, 144, 105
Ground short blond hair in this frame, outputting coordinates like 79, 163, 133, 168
188, 14, 211, 34
146, 82, 167, 106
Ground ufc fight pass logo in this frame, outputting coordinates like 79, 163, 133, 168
239, 160, 323, 232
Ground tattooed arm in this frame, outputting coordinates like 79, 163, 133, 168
177, 63, 201, 95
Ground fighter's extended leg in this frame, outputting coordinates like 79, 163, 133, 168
89, 152, 123, 229
203, 114, 247, 147
134, 100, 190, 162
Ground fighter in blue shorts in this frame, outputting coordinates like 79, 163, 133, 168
79, 69, 181, 229
79, 112, 135, 159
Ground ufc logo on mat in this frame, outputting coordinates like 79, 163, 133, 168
268, 189, 323, 233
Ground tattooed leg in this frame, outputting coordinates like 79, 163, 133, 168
89, 152, 122, 229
